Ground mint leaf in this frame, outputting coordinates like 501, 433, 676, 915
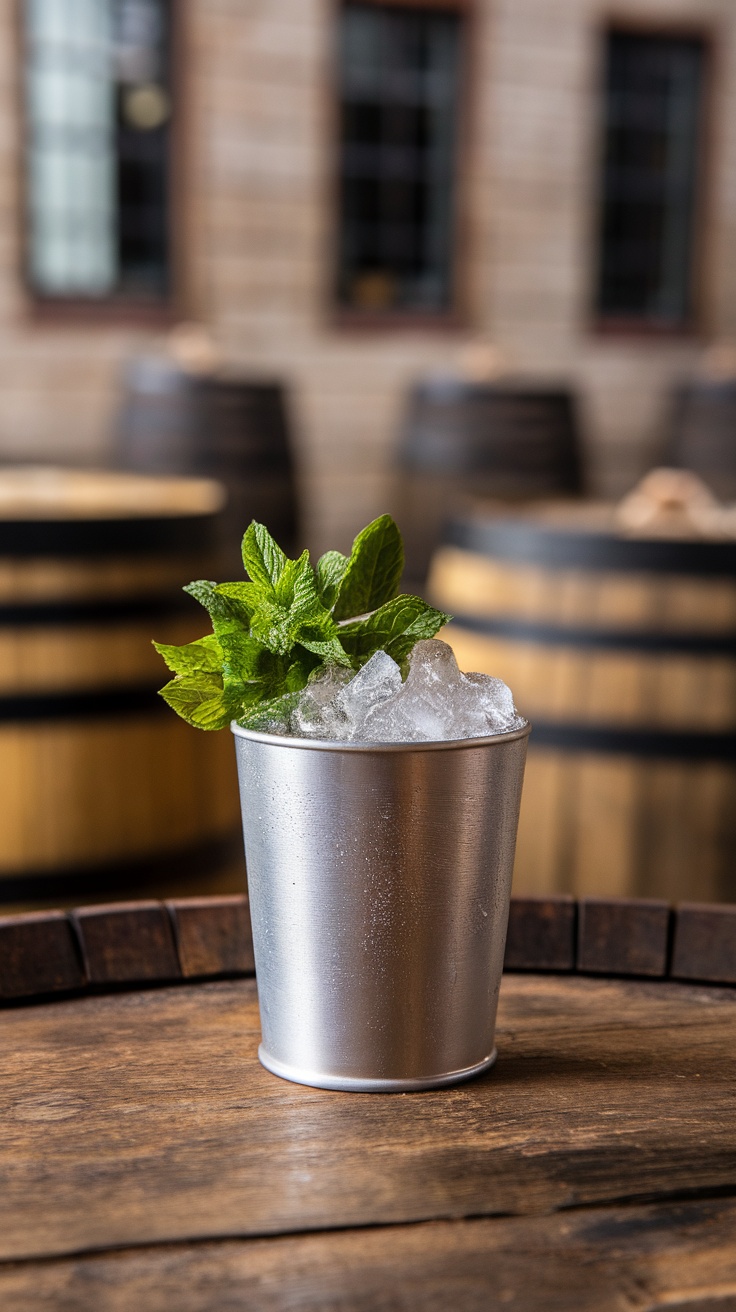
338, 595, 450, 668
217, 630, 272, 683
273, 549, 310, 607
183, 579, 227, 617
288, 553, 351, 664
294, 627, 349, 663
215, 580, 263, 617
153, 634, 222, 676
316, 550, 348, 609
184, 579, 252, 628
239, 691, 300, 731
333, 515, 404, 620
158, 671, 234, 731
249, 597, 293, 655
241, 521, 288, 592
285, 650, 321, 691
183, 581, 266, 682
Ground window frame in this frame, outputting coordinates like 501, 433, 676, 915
329, 0, 474, 332
590, 18, 716, 340
16, 0, 189, 326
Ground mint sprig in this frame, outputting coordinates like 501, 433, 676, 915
155, 514, 451, 730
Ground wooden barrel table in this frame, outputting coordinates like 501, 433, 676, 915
0, 468, 243, 909
395, 379, 583, 588
428, 503, 736, 902
1, 892, 735, 1311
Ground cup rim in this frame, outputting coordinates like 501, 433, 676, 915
230, 718, 531, 753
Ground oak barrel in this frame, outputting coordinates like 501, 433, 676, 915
667, 379, 736, 499
115, 358, 299, 561
428, 503, 736, 902
396, 379, 583, 588
0, 469, 243, 909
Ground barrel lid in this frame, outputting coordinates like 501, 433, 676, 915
446, 501, 736, 576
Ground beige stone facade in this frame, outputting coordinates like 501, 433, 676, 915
0, 0, 735, 554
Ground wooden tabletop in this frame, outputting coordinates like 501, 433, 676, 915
2, 950, 736, 1310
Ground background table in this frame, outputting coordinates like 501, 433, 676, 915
1, 894, 736, 1310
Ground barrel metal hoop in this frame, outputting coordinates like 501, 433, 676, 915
0, 515, 220, 557
446, 518, 736, 576
0, 685, 168, 722
0, 595, 199, 628
531, 721, 736, 762
448, 612, 736, 656
0, 831, 243, 905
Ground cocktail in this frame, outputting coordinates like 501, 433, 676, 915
155, 516, 529, 1090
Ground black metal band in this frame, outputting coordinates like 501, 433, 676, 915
531, 720, 736, 762
0, 685, 168, 723
0, 513, 220, 558
445, 516, 736, 577
448, 612, 736, 655
0, 830, 244, 904
0, 594, 198, 628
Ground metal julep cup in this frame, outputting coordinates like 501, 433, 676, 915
232, 722, 530, 1092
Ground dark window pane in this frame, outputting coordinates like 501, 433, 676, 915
25, 0, 171, 300
337, 3, 462, 313
596, 31, 704, 324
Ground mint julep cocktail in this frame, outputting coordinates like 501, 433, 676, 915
153, 513, 525, 744
154, 513, 529, 1092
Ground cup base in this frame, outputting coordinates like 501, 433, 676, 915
257, 1044, 498, 1093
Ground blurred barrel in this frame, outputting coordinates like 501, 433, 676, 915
667, 379, 736, 499
395, 380, 583, 589
429, 503, 736, 903
0, 469, 243, 909
115, 358, 299, 566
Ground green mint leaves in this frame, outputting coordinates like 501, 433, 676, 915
331, 515, 403, 620
337, 595, 450, 668
155, 514, 450, 730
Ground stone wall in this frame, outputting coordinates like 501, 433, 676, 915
0, 0, 734, 554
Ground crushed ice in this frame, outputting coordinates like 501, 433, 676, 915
265, 640, 526, 742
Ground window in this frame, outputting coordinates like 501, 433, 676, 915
336, 2, 463, 317
596, 30, 706, 328
24, 0, 172, 301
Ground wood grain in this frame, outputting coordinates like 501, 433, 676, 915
672, 902, 736, 985
0, 502, 239, 904
73, 902, 180, 984
3, 1198, 736, 1311
168, 895, 254, 977
0, 712, 239, 877
2, 974, 735, 1263
578, 897, 671, 977
434, 537, 736, 903
503, 895, 575, 970
0, 911, 85, 999
2, 896, 734, 1001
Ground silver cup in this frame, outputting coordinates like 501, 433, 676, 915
232, 723, 530, 1092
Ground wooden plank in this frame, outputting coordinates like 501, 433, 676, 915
0, 911, 85, 999
3, 1197, 736, 1312
167, 895, 254, 977
72, 902, 180, 985
578, 898, 670, 976
503, 896, 575, 971
672, 903, 736, 985
1, 974, 735, 1262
